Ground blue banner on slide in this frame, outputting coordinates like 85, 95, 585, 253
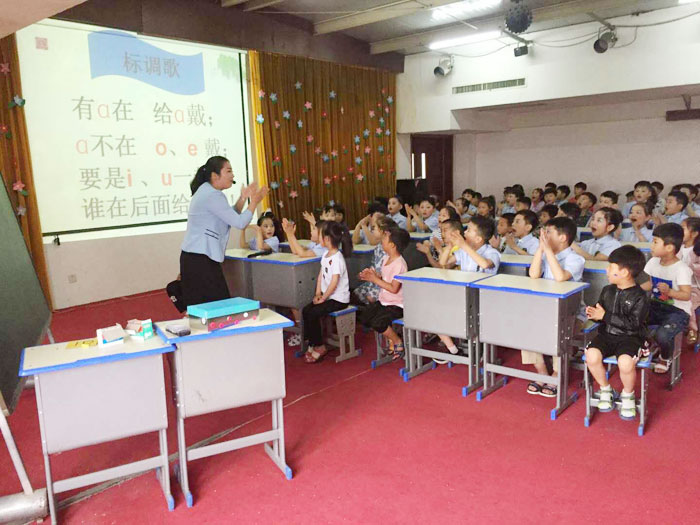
88, 30, 204, 95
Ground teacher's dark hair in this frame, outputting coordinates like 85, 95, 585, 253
190, 156, 229, 195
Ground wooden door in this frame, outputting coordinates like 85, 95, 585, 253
410, 134, 453, 205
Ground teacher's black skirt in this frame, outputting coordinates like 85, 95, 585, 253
180, 251, 230, 307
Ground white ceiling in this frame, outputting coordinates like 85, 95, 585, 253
226, 0, 693, 54
0, 0, 85, 38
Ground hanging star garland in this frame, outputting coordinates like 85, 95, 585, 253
322, 154, 330, 163
303, 101, 312, 111
8, 95, 25, 108
353, 135, 361, 144
369, 110, 375, 118
306, 135, 314, 143
300, 178, 309, 187
297, 119, 303, 129
354, 156, 363, 165
270, 93, 278, 103
363, 129, 370, 138
0, 63, 9, 74
355, 173, 364, 183
255, 114, 264, 124
282, 110, 291, 120
375, 127, 383, 137
324, 176, 332, 186
274, 120, 281, 129
295, 81, 302, 90
289, 190, 298, 199
270, 181, 280, 190
387, 96, 394, 105
329, 90, 337, 99
16, 205, 26, 216
258, 89, 266, 99
290, 144, 297, 154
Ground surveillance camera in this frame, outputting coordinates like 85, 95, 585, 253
434, 57, 453, 77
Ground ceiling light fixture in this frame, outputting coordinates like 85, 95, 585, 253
593, 30, 617, 53
428, 30, 502, 50
433, 56, 454, 77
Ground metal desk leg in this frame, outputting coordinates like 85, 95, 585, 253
638, 367, 648, 436
584, 364, 594, 427
462, 339, 484, 397
476, 344, 507, 401
43, 454, 57, 525
157, 429, 175, 511
175, 416, 193, 508
402, 329, 437, 382
550, 353, 578, 421
263, 398, 293, 480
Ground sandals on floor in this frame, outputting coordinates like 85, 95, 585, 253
526, 382, 542, 395
539, 385, 557, 398
304, 347, 327, 364
387, 342, 405, 361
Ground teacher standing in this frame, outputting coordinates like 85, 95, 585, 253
180, 156, 268, 307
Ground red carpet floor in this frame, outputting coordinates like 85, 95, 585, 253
2, 290, 699, 524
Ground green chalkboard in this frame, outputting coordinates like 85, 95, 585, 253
0, 183, 50, 414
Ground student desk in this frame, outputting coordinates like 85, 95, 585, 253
396, 267, 488, 394
472, 274, 589, 420
403, 232, 432, 271
279, 239, 313, 253
347, 243, 375, 290
223, 248, 255, 299
20, 336, 176, 524
577, 227, 592, 241
499, 254, 533, 276
582, 260, 608, 306
622, 241, 652, 260
155, 309, 294, 507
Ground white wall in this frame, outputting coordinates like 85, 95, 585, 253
467, 113, 700, 199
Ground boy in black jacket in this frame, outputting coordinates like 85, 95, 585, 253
585, 245, 649, 420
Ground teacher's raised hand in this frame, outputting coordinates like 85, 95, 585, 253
240, 182, 258, 201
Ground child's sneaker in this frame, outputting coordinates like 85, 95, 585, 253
619, 391, 636, 421
595, 386, 616, 412
286, 333, 301, 347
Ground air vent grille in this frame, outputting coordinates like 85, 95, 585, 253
452, 78, 525, 94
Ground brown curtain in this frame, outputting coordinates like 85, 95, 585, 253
0, 34, 53, 309
249, 51, 396, 236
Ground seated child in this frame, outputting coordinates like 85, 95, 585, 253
504, 210, 539, 255
654, 190, 689, 225
558, 202, 581, 224
556, 185, 571, 206
598, 191, 619, 210
490, 213, 515, 252
677, 183, 699, 216
332, 202, 347, 226
461, 189, 480, 216
320, 204, 336, 222
477, 196, 496, 220
387, 194, 408, 229
576, 192, 597, 227
430, 205, 461, 244
405, 196, 439, 233
585, 245, 649, 419
435, 217, 500, 358
641, 223, 692, 373
681, 218, 700, 342
353, 201, 388, 245
525, 217, 585, 397
302, 221, 352, 363
543, 188, 557, 206
570, 182, 586, 203
687, 237, 700, 344
516, 196, 531, 212
619, 201, 653, 242
573, 207, 623, 261
538, 204, 559, 225
358, 228, 411, 360
501, 187, 521, 215
530, 188, 545, 214
418, 219, 462, 267
241, 211, 281, 252
353, 216, 399, 305
446, 197, 469, 222
623, 180, 657, 218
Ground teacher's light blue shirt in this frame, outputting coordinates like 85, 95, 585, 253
181, 182, 253, 262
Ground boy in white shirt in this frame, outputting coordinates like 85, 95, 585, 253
525, 217, 585, 397
641, 223, 692, 373
387, 195, 407, 229
358, 228, 411, 360
503, 210, 539, 255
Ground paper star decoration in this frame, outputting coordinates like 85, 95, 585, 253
295, 81, 302, 90
347, 167, 354, 173
369, 110, 375, 118
364, 146, 371, 155
355, 145, 360, 152
378, 168, 385, 176
314, 146, 322, 154
355, 173, 364, 182
324, 177, 332, 185
0, 63, 9, 74
274, 120, 281, 129
258, 89, 266, 99
375, 127, 383, 136
300, 178, 309, 187
321, 110, 328, 119
329, 90, 337, 99
256, 114, 264, 124
340, 106, 345, 115
329, 200, 335, 206
363, 129, 370, 138
385, 106, 390, 114
353, 135, 361, 144
272, 155, 282, 167
282, 110, 291, 120
385, 129, 391, 136
16, 205, 26, 216
289, 190, 298, 199
331, 150, 338, 158
354, 156, 363, 166
0, 124, 7, 133
306, 135, 314, 143
379, 117, 385, 126
378, 145, 385, 154
9, 95, 25, 108
381, 88, 387, 95
270, 93, 278, 103
387, 96, 394, 105
297, 120, 303, 129
300, 167, 307, 174
304, 101, 312, 111
290, 144, 297, 154
278, 200, 284, 208
322, 154, 330, 163
270, 181, 280, 190
12, 180, 25, 192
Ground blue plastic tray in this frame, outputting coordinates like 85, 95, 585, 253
187, 297, 261, 320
